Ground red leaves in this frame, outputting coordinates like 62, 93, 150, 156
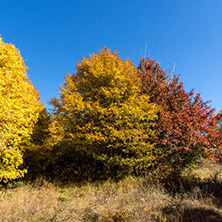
138, 57, 222, 162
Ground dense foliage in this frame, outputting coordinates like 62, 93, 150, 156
1, 38, 221, 183
0, 38, 41, 182
138, 57, 222, 178
23, 107, 58, 178
51, 48, 159, 179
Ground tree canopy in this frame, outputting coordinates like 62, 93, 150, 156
138, 57, 222, 177
1, 39, 221, 182
0, 37, 41, 182
51, 48, 159, 178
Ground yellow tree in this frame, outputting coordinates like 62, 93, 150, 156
51, 48, 159, 178
0, 37, 41, 182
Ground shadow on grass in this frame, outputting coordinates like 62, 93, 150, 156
183, 208, 222, 222
199, 180, 222, 208
163, 172, 222, 207
163, 206, 222, 222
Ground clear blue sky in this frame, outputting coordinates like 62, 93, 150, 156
1, 0, 221, 111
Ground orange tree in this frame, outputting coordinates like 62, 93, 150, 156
0, 37, 41, 182
138, 57, 222, 179
51, 48, 159, 179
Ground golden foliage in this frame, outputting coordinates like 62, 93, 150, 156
0, 37, 41, 182
51, 48, 159, 176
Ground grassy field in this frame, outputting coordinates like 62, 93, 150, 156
0, 163, 222, 222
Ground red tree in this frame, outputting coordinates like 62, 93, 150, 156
138, 57, 222, 177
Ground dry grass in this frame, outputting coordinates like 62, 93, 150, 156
0, 163, 222, 222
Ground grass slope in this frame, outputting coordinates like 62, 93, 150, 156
0, 163, 222, 222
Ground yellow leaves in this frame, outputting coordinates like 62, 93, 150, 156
0, 145, 27, 183
0, 37, 41, 182
74, 47, 140, 107
52, 47, 160, 172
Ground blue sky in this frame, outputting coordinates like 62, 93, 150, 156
1, 0, 221, 111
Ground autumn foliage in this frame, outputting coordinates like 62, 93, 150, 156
0, 38, 41, 182
138, 57, 222, 177
51, 48, 159, 179
0, 38, 221, 183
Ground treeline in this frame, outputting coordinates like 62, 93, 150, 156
1, 38, 222, 183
